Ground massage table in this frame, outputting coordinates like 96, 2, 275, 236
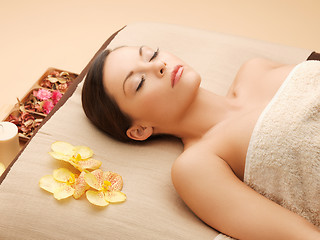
0, 22, 311, 239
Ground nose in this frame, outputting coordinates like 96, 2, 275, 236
150, 60, 166, 78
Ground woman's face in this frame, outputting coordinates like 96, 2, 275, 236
103, 46, 201, 133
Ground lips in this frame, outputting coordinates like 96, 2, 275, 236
171, 65, 184, 88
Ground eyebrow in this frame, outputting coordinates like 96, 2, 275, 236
122, 46, 144, 95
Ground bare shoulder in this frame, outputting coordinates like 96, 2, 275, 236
171, 143, 320, 239
172, 139, 230, 181
241, 57, 286, 70
235, 57, 288, 81
171, 145, 245, 236
171, 145, 228, 223
171, 143, 237, 205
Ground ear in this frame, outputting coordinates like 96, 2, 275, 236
126, 125, 153, 141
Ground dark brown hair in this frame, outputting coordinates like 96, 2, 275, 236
81, 49, 133, 142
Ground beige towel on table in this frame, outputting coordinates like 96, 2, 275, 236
215, 60, 320, 240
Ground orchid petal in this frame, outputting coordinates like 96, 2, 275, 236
51, 141, 75, 156
77, 158, 102, 171
86, 190, 109, 207
53, 168, 75, 183
104, 191, 126, 203
73, 146, 93, 159
73, 171, 89, 199
84, 170, 103, 190
104, 171, 123, 191
49, 152, 80, 170
39, 175, 64, 193
92, 169, 105, 184
54, 184, 75, 200
49, 151, 71, 161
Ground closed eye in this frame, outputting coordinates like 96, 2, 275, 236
149, 48, 159, 62
136, 75, 145, 92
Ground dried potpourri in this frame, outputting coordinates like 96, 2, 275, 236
7, 109, 43, 139
40, 70, 76, 93
20, 88, 62, 115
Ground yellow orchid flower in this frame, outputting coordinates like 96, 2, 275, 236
39, 168, 88, 200
48, 141, 102, 172
40, 141, 126, 208
0, 162, 5, 177
84, 169, 126, 207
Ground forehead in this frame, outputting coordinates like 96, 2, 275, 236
102, 46, 139, 96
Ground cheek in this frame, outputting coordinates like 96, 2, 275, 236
142, 90, 165, 113
132, 69, 201, 123
143, 73, 200, 118
140, 91, 184, 124
134, 88, 174, 124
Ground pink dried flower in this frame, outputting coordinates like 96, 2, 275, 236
51, 90, 62, 105
36, 89, 52, 101
42, 100, 54, 114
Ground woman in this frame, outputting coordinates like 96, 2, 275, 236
82, 46, 320, 239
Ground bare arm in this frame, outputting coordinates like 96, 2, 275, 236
171, 148, 320, 240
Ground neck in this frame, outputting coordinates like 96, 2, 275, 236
157, 88, 237, 144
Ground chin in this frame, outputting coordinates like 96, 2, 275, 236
177, 70, 201, 107
183, 69, 201, 90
